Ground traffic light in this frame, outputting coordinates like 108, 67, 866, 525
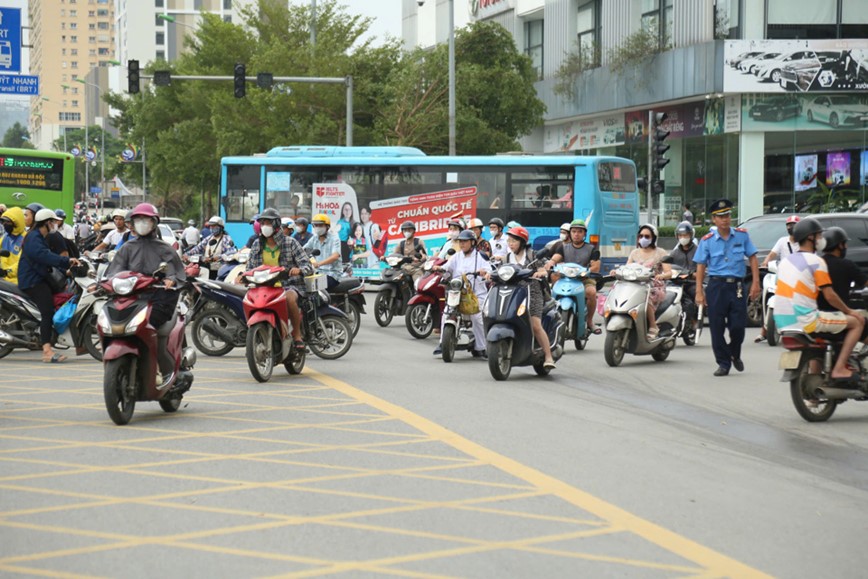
256, 72, 273, 91
127, 60, 140, 94
233, 63, 246, 98
651, 112, 670, 174
153, 70, 171, 87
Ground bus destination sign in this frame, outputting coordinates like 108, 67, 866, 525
0, 154, 64, 191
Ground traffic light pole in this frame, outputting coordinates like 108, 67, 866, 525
138, 73, 354, 146
647, 110, 654, 225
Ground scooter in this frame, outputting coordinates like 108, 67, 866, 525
242, 266, 353, 382
188, 277, 248, 356
328, 271, 366, 338
373, 253, 416, 327
761, 262, 780, 346
484, 258, 565, 380
551, 262, 599, 350
405, 256, 448, 339
439, 274, 480, 363
217, 247, 250, 282
601, 263, 680, 367
667, 264, 699, 347
96, 265, 196, 425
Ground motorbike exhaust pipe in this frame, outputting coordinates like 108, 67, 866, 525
201, 319, 236, 344
181, 347, 197, 370
0, 329, 30, 348
814, 386, 867, 400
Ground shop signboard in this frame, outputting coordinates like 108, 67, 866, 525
623, 101, 723, 143
742, 93, 868, 131
470, 0, 514, 19
724, 39, 868, 93
724, 95, 741, 132
543, 113, 625, 153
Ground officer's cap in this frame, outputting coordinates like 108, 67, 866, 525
708, 198, 733, 217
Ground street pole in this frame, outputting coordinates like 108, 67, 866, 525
310, 0, 316, 49
647, 110, 654, 225
142, 139, 147, 204
448, 0, 455, 156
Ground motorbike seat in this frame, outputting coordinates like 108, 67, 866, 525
205, 279, 247, 298
0, 279, 29, 300
331, 277, 362, 293
157, 309, 179, 336
654, 291, 678, 319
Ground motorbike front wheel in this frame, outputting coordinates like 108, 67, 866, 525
191, 306, 236, 357
604, 329, 628, 367
488, 339, 512, 381
82, 313, 103, 361
309, 315, 353, 360
374, 293, 394, 327
791, 371, 837, 423
767, 307, 779, 347
159, 398, 181, 412
747, 295, 763, 327
284, 347, 306, 375
246, 322, 275, 382
406, 304, 434, 339
104, 355, 136, 425
572, 312, 588, 351
347, 301, 362, 338
441, 324, 457, 363
0, 309, 18, 360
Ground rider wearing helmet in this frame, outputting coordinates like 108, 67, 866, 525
303, 213, 342, 281
281, 217, 296, 238
467, 218, 491, 256
763, 215, 801, 269
293, 217, 312, 246
544, 223, 571, 253
669, 221, 699, 334
104, 203, 186, 386
396, 220, 428, 282
626, 223, 673, 340
433, 229, 492, 359
54, 209, 75, 241
23, 202, 45, 229
182, 219, 201, 248
0, 206, 26, 284
817, 226, 868, 316
488, 217, 510, 260
92, 208, 130, 253
775, 217, 864, 382
545, 218, 602, 335
246, 208, 313, 349
437, 217, 466, 259
186, 215, 236, 280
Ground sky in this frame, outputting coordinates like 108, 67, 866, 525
289, 0, 403, 47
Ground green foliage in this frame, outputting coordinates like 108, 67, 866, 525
2, 122, 34, 149
805, 181, 861, 213
553, 42, 600, 99
659, 225, 710, 238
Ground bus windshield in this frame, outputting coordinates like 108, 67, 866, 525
0, 148, 75, 219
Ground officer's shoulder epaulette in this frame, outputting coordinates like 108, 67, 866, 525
701, 232, 714, 240
734, 227, 747, 233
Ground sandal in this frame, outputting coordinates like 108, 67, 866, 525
647, 327, 659, 340
43, 353, 67, 364
292, 340, 306, 350
754, 335, 767, 343
543, 359, 556, 370
588, 327, 602, 335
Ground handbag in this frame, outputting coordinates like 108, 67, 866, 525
457, 274, 480, 315
53, 295, 78, 334
46, 266, 68, 294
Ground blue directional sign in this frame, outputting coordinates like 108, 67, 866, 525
0, 74, 38, 95
0, 8, 22, 74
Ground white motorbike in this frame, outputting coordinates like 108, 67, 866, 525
762, 261, 779, 346
602, 262, 681, 367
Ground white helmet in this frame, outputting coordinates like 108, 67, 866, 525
560, 222, 571, 232
468, 218, 484, 229
34, 208, 59, 223
281, 217, 295, 228
207, 215, 225, 227
111, 208, 126, 219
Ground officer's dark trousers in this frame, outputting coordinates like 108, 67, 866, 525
706, 278, 747, 369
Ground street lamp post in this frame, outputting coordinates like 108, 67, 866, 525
76, 79, 106, 209
418, 0, 455, 155
63, 83, 88, 204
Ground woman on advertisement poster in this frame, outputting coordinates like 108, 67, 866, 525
337, 202, 355, 263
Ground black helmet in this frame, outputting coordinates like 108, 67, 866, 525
457, 229, 477, 242
488, 217, 504, 228
295, 217, 308, 227
257, 207, 281, 222
675, 221, 694, 237
400, 220, 416, 231
823, 226, 848, 250
792, 217, 823, 243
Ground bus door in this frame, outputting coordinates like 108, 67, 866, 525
594, 161, 639, 271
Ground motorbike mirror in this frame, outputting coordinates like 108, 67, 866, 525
478, 251, 490, 261
414, 252, 423, 259
153, 262, 168, 278
0, 250, 9, 258
767, 260, 778, 274
447, 249, 456, 255
310, 249, 321, 257
535, 247, 552, 260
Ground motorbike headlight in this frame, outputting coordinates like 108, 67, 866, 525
497, 266, 515, 282
386, 256, 402, 267
125, 308, 148, 334
111, 276, 137, 295
97, 309, 112, 334
621, 270, 637, 281
448, 278, 463, 291
562, 266, 580, 278
237, 254, 249, 263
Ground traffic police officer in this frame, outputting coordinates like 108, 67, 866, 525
694, 199, 760, 376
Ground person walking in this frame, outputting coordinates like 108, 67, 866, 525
694, 199, 760, 377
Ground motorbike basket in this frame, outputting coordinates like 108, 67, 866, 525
304, 274, 327, 292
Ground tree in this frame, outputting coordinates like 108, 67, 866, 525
52, 126, 125, 200
2, 122, 34, 149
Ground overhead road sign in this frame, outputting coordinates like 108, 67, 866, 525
0, 7, 22, 73
0, 74, 38, 95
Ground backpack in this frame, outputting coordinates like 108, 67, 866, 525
397, 238, 423, 257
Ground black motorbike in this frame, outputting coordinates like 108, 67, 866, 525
328, 269, 366, 338
373, 253, 416, 327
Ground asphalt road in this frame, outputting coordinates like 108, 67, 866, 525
1, 305, 867, 578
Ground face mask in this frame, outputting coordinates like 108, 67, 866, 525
489, 228, 498, 237
678, 236, 691, 247
2, 222, 12, 235
559, 233, 568, 241
403, 230, 413, 239
314, 226, 327, 237
446, 230, 458, 240
133, 219, 154, 236
260, 225, 274, 238
840, 247, 847, 258
49, 223, 59, 234
638, 237, 652, 248
212, 226, 223, 236
815, 236, 827, 252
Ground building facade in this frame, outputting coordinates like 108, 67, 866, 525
403, 0, 868, 224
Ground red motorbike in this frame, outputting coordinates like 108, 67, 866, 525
405, 256, 448, 339
97, 267, 196, 425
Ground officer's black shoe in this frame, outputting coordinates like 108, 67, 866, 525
713, 366, 730, 377
732, 358, 744, 372
471, 349, 487, 360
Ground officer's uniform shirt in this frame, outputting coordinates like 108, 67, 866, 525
694, 227, 757, 276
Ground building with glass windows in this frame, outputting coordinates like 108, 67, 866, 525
403, 0, 868, 224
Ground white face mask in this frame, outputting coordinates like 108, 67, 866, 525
446, 230, 458, 240
133, 218, 154, 236
489, 228, 498, 237
314, 226, 327, 237
815, 236, 827, 252
49, 223, 59, 233
678, 236, 691, 247
260, 225, 274, 238
638, 237, 652, 248
403, 230, 413, 239
559, 233, 568, 241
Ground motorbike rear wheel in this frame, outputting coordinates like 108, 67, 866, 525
604, 329, 627, 367
347, 301, 362, 338
747, 295, 763, 327
790, 372, 837, 423
572, 313, 588, 350
0, 309, 18, 360
104, 355, 136, 425
767, 307, 779, 347
373, 293, 393, 327
191, 306, 236, 357
246, 322, 275, 382
309, 315, 353, 360
441, 324, 456, 363
488, 339, 512, 381
284, 348, 306, 374
406, 304, 434, 339
651, 346, 671, 362
681, 319, 696, 347
82, 313, 103, 361
159, 398, 181, 412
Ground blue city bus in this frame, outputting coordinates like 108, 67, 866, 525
219, 146, 639, 274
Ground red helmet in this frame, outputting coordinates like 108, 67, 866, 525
786, 215, 801, 224
128, 203, 160, 223
506, 226, 529, 243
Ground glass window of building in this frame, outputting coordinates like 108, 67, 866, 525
223, 15, 232, 23
842, 0, 868, 38
155, 0, 164, 7
524, 20, 543, 80
156, 31, 164, 45
156, 50, 166, 60
577, 0, 601, 66
641, 0, 672, 46
765, 0, 867, 39
224, 0, 232, 8
155, 15, 164, 26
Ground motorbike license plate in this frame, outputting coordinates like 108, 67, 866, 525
446, 291, 460, 307
778, 350, 801, 370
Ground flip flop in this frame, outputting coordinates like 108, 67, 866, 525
754, 335, 767, 343
43, 353, 67, 364
292, 340, 306, 350
832, 372, 858, 383
589, 327, 602, 335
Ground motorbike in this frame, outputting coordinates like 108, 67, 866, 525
439, 273, 481, 363
242, 266, 353, 382
373, 253, 416, 327
779, 318, 868, 423
405, 256, 448, 339
484, 257, 566, 380
551, 262, 600, 350
761, 262, 780, 346
667, 264, 699, 347
327, 265, 366, 338
601, 262, 681, 367
96, 265, 196, 425
0, 256, 105, 361
217, 247, 250, 282
188, 277, 248, 356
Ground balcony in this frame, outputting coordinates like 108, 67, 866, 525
537, 40, 724, 121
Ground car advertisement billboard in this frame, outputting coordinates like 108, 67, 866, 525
742, 93, 868, 131
724, 39, 868, 93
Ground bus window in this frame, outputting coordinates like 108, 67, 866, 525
224, 165, 260, 222
454, 170, 506, 210
598, 162, 636, 192
265, 168, 297, 217
382, 167, 443, 199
